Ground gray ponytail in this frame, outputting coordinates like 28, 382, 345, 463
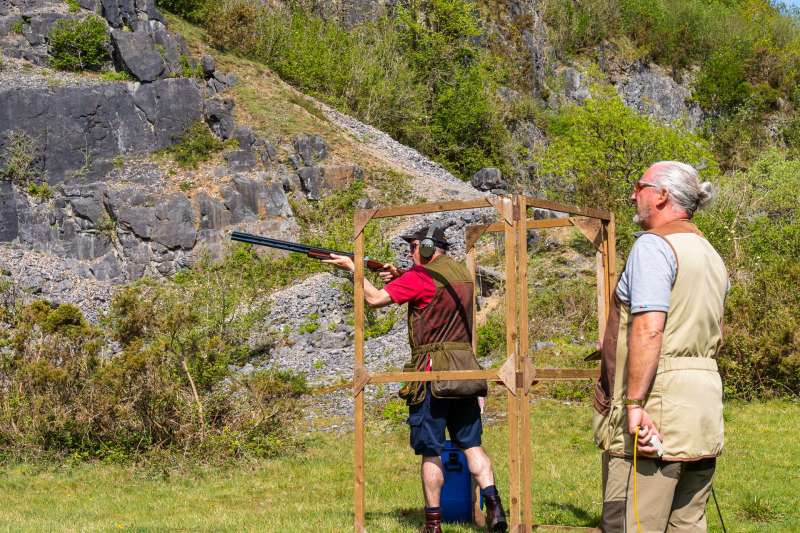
651, 161, 714, 217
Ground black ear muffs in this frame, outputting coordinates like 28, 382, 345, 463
419, 225, 436, 259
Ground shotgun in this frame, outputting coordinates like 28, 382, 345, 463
230, 231, 393, 272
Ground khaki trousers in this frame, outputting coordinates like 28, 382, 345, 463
600, 452, 716, 533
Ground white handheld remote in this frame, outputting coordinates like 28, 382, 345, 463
649, 434, 665, 457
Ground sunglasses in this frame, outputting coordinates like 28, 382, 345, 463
633, 180, 659, 193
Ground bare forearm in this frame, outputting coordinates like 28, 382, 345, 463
627, 312, 666, 400
363, 278, 392, 307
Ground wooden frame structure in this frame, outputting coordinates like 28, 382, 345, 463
352, 194, 615, 532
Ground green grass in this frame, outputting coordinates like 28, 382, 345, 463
0, 400, 797, 531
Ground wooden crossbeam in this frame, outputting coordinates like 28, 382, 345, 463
370, 198, 495, 218
350, 193, 615, 532
523, 196, 612, 221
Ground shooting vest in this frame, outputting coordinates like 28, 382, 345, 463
399, 255, 487, 405
593, 220, 728, 461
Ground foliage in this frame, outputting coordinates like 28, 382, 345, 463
65, 0, 81, 13
291, 179, 391, 261
48, 16, 110, 72
476, 312, 506, 361
541, 0, 800, 168
162, 121, 224, 168
365, 308, 397, 340
26, 182, 52, 199
202, 0, 512, 179
155, 0, 209, 23
100, 70, 134, 82
10, 19, 23, 34
381, 398, 407, 423
537, 92, 717, 250
0, 249, 308, 462
694, 150, 800, 398
0, 131, 39, 184
527, 257, 598, 344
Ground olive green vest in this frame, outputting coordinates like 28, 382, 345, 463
593, 221, 728, 460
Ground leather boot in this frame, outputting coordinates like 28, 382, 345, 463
484, 493, 508, 532
420, 509, 443, 533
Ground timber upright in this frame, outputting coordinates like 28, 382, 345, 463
324, 223, 508, 533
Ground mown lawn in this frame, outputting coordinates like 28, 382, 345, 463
0, 400, 797, 532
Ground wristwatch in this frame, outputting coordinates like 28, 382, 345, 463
624, 398, 645, 407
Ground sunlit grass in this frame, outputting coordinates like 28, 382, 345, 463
0, 400, 796, 531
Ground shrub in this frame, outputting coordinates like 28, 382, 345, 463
536, 92, 717, 251
48, 16, 110, 71
26, 182, 52, 199
694, 150, 800, 398
203, 0, 511, 179
692, 45, 752, 115
163, 121, 224, 168
0, 131, 39, 184
156, 0, 210, 24
10, 19, 24, 34
365, 308, 397, 339
100, 70, 134, 82
476, 312, 506, 360
0, 246, 312, 462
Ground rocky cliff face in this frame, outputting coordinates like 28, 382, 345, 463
0, 0, 305, 290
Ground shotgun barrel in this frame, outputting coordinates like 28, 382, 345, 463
230, 231, 390, 272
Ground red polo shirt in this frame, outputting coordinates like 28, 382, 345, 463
384, 265, 436, 309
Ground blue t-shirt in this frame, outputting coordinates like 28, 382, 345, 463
615, 232, 676, 314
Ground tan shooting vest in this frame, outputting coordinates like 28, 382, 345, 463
593, 220, 728, 460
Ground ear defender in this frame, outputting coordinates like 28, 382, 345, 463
419, 224, 437, 259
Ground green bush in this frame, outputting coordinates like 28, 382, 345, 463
476, 312, 506, 360
1, 131, 39, 184
537, 92, 717, 250
156, 0, 210, 24
163, 121, 224, 168
26, 182, 52, 199
692, 45, 752, 115
48, 16, 110, 71
693, 150, 800, 398
203, 0, 511, 179
100, 70, 134, 82
0, 247, 312, 462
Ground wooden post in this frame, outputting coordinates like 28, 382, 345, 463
517, 195, 533, 531
353, 219, 366, 533
503, 196, 521, 529
347, 197, 613, 531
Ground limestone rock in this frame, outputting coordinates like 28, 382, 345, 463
201, 54, 214, 77
618, 63, 703, 130
224, 150, 258, 172
293, 134, 327, 166
471, 167, 506, 192
0, 80, 199, 183
204, 96, 235, 139
111, 28, 165, 82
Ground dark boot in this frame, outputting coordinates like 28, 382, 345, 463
484, 493, 508, 532
420, 509, 442, 533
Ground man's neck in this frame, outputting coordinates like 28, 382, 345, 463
643, 208, 690, 231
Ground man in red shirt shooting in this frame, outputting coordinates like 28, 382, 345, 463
325, 225, 507, 533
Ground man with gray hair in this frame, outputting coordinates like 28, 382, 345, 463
592, 161, 728, 531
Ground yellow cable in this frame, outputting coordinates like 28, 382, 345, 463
633, 426, 643, 533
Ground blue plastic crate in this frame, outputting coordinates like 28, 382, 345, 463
440, 440, 473, 523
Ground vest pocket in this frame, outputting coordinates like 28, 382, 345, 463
593, 402, 622, 450
430, 348, 487, 399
